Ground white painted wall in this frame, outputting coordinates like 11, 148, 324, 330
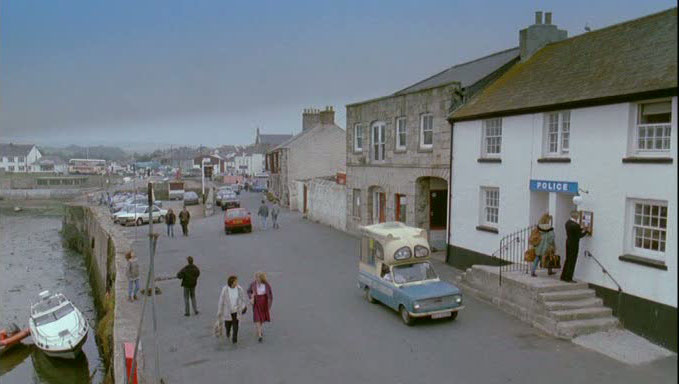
450, 98, 677, 307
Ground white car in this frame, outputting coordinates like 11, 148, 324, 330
118, 205, 168, 226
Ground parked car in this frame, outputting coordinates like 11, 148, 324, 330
224, 208, 252, 234
183, 191, 200, 206
111, 204, 138, 223
118, 205, 168, 226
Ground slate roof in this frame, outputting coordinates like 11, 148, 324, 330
272, 123, 344, 151
258, 134, 293, 146
451, 8, 678, 121
394, 47, 520, 95
0, 143, 36, 157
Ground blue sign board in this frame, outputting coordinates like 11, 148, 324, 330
529, 179, 578, 194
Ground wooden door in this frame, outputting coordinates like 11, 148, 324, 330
429, 190, 447, 229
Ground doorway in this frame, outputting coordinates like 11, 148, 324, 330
303, 185, 308, 214
429, 190, 447, 229
373, 190, 386, 223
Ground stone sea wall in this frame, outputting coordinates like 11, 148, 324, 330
62, 204, 143, 383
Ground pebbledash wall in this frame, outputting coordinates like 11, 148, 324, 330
448, 98, 678, 350
63, 204, 144, 382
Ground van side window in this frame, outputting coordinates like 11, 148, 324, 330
361, 237, 375, 266
372, 241, 384, 260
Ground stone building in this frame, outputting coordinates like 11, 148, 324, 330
267, 107, 346, 209
345, 47, 520, 250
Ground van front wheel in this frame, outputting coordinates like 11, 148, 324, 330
400, 306, 414, 326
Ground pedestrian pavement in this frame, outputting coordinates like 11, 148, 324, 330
127, 191, 677, 384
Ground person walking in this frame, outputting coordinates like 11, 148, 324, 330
177, 256, 200, 316
166, 208, 177, 238
247, 272, 273, 343
257, 200, 269, 230
271, 201, 280, 229
179, 207, 191, 236
125, 251, 140, 301
216, 275, 247, 344
561, 211, 590, 282
531, 214, 556, 277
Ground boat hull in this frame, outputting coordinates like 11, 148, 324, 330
36, 330, 88, 360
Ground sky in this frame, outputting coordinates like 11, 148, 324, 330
1, 0, 676, 150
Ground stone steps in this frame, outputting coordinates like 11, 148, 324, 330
535, 282, 589, 293
539, 289, 595, 302
556, 317, 619, 339
549, 307, 613, 321
543, 297, 604, 311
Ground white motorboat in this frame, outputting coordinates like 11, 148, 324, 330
29, 291, 89, 359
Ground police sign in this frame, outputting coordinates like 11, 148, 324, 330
529, 179, 578, 194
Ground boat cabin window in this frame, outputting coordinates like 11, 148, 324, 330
33, 304, 75, 326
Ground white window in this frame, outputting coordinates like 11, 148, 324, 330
372, 122, 385, 161
396, 117, 407, 150
627, 199, 668, 258
354, 124, 363, 152
635, 101, 671, 153
544, 111, 570, 155
18, 156, 25, 163
482, 118, 502, 156
480, 187, 499, 227
420, 114, 433, 149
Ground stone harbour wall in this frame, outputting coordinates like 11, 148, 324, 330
63, 204, 143, 383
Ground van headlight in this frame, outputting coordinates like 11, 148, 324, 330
455, 295, 462, 304
414, 245, 429, 258
394, 247, 412, 260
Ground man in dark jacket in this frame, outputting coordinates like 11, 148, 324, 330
178, 207, 191, 236
561, 211, 590, 282
177, 256, 200, 316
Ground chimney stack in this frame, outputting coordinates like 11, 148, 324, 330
535, 11, 542, 25
520, 11, 567, 61
319, 106, 335, 125
302, 108, 321, 131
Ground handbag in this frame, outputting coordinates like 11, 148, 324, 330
541, 246, 561, 269
523, 247, 536, 262
213, 319, 224, 338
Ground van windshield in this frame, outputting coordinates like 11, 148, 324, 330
392, 262, 438, 284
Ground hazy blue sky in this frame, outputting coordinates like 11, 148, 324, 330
1, 0, 675, 148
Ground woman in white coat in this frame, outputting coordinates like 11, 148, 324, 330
216, 275, 247, 344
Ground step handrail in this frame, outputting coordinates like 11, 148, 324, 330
584, 250, 622, 293
584, 250, 624, 326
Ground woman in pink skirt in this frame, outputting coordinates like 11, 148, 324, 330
247, 271, 273, 343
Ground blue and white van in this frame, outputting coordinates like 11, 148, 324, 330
358, 222, 464, 325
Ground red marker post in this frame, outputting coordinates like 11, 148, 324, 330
124, 342, 138, 384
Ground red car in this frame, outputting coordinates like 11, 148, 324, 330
224, 208, 252, 234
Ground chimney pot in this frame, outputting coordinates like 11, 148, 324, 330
545, 12, 552, 25
535, 11, 543, 24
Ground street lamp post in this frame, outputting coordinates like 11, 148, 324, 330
201, 158, 209, 201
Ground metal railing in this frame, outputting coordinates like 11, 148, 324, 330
584, 250, 625, 326
491, 225, 535, 286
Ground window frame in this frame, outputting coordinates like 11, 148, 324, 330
625, 198, 668, 260
543, 111, 571, 156
479, 187, 500, 228
395, 117, 407, 151
354, 123, 364, 153
633, 101, 672, 155
419, 114, 434, 149
371, 121, 386, 162
481, 118, 502, 158
352, 189, 361, 218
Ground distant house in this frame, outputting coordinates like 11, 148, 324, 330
0, 143, 42, 172
193, 154, 225, 177
267, 106, 346, 209
36, 155, 67, 174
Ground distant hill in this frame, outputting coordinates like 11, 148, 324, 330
41, 145, 129, 161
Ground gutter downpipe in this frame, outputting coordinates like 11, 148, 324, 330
446, 119, 454, 265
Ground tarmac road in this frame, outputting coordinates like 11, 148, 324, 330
131, 191, 677, 384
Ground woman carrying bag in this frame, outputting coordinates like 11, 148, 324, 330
216, 275, 247, 344
531, 213, 557, 277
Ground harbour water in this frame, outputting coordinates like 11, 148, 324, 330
0, 210, 104, 384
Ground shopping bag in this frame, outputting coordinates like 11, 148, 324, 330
524, 248, 536, 262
